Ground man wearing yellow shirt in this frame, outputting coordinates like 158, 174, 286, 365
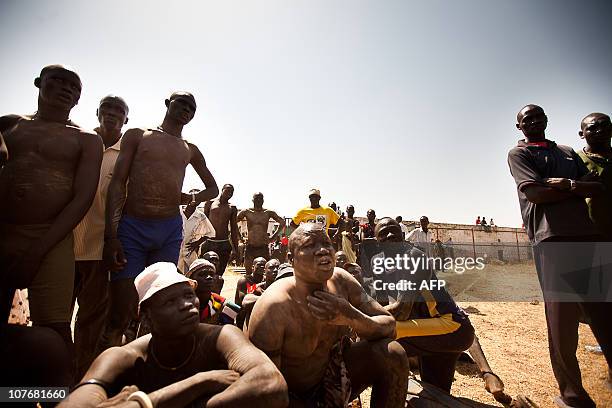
290, 189, 340, 235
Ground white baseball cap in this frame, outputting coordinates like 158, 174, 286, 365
134, 262, 197, 306
186, 259, 216, 278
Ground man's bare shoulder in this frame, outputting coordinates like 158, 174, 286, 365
258, 277, 293, 306
0, 114, 31, 132
329, 267, 361, 295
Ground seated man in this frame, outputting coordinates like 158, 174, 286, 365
60, 262, 287, 408
202, 250, 224, 293
187, 259, 240, 325
235, 256, 266, 306
249, 223, 409, 408
373, 218, 475, 393
241, 259, 281, 331
334, 250, 364, 287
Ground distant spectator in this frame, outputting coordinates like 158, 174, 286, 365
481, 217, 488, 226
446, 237, 455, 259
475, 216, 481, 225
395, 216, 409, 240
407, 216, 433, 256
490, 218, 495, 227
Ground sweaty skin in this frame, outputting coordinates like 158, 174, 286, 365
204, 184, 239, 258
249, 224, 408, 407
0, 66, 103, 287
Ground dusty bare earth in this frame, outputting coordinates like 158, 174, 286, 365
222, 263, 610, 408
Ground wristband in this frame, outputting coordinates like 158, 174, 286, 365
127, 391, 154, 408
71, 378, 110, 394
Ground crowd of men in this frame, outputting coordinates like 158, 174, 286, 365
0, 65, 610, 408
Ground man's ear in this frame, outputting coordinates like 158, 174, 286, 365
515, 123, 521, 130
287, 252, 293, 263
34, 77, 41, 88
165, 99, 170, 108
124, 117, 129, 125
96, 109, 99, 117
579, 130, 584, 138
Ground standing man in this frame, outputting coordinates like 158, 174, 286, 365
578, 113, 612, 241
0, 65, 103, 354
290, 188, 340, 236
395, 216, 410, 241
361, 209, 377, 239
72, 95, 128, 378
202, 184, 239, 275
508, 104, 610, 408
178, 188, 216, 274
100, 91, 219, 350
236, 192, 285, 275
407, 215, 434, 256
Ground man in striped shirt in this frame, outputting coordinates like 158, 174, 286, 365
72, 95, 129, 378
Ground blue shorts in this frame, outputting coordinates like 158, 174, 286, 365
112, 214, 183, 281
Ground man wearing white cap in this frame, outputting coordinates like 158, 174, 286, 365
61, 262, 288, 408
290, 188, 340, 236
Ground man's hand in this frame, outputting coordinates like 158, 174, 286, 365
186, 237, 206, 253
7, 248, 43, 288
544, 178, 571, 190
385, 300, 413, 321
199, 370, 240, 394
103, 238, 127, 272
307, 290, 355, 325
96, 386, 141, 408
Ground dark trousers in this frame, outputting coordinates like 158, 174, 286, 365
200, 239, 232, 274
72, 260, 109, 379
396, 317, 475, 392
544, 301, 611, 407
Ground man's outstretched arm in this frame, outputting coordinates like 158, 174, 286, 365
209, 325, 288, 408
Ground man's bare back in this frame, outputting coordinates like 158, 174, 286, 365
122, 128, 192, 219
0, 115, 101, 224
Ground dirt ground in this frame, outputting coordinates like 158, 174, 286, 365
222, 262, 610, 408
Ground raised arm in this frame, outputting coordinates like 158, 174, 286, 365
187, 143, 219, 204
230, 206, 239, 255
208, 325, 288, 408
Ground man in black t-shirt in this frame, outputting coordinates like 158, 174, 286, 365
508, 104, 611, 408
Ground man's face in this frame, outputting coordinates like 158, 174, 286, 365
335, 252, 348, 269
202, 252, 221, 274
97, 99, 128, 132
517, 106, 547, 137
346, 206, 354, 218
264, 259, 280, 282
367, 210, 376, 223
309, 194, 320, 207
167, 97, 196, 125
253, 258, 267, 281
375, 220, 403, 243
145, 283, 200, 338
581, 114, 612, 147
190, 265, 218, 296
420, 217, 429, 229
253, 194, 264, 208
220, 185, 234, 201
38, 69, 82, 110
291, 227, 336, 283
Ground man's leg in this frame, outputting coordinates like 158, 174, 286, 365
96, 278, 138, 352
217, 241, 232, 275
73, 260, 108, 379
244, 245, 255, 276
545, 301, 595, 408
345, 339, 409, 408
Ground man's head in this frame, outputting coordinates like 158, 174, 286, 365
329, 202, 337, 212
135, 262, 199, 338
516, 104, 547, 140
35, 64, 82, 111
165, 91, 197, 125
220, 184, 234, 203
395, 216, 403, 223
335, 251, 348, 269
580, 113, 612, 150
97, 95, 129, 132
186, 259, 218, 299
202, 251, 221, 275
308, 189, 321, 208
346, 205, 355, 218
288, 223, 335, 284
367, 209, 376, 223
374, 218, 403, 243
420, 216, 429, 231
253, 192, 264, 209
264, 258, 280, 283
253, 257, 267, 282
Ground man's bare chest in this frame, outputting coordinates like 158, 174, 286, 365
5, 120, 82, 163
136, 132, 190, 165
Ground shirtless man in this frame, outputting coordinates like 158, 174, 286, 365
236, 192, 285, 274
334, 251, 364, 286
203, 184, 239, 275
100, 91, 219, 350
202, 250, 224, 293
0, 65, 102, 352
60, 262, 287, 408
235, 256, 266, 306
249, 223, 409, 407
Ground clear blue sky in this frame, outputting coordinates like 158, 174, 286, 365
1, 0, 611, 226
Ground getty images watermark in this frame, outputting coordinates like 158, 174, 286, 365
370, 253, 485, 292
